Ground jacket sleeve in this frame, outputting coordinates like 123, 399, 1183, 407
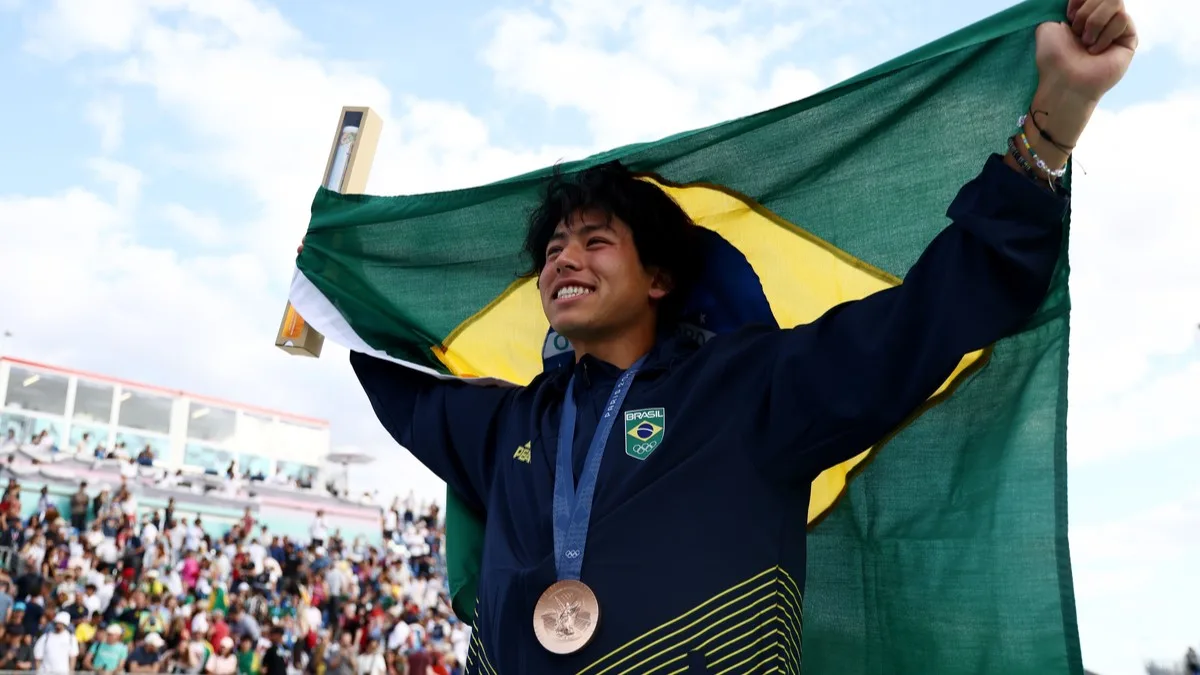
350, 351, 521, 514
750, 154, 1067, 482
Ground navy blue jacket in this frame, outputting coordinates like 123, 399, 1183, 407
352, 155, 1067, 674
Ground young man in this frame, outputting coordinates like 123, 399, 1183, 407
349, 5, 1136, 673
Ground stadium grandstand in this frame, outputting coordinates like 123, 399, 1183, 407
0, 356, 462, 674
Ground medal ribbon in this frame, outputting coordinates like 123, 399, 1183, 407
552, 357, 645, 581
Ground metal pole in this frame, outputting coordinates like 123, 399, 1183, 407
275, 107, 383, 357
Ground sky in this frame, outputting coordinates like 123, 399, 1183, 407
0, 0, 1196, 672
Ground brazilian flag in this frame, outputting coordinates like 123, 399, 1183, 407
290, 1, 1079, 672
208, 584, 229, 614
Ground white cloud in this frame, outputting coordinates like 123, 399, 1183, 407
87, 157, 142, 209
1065, 89, 1200, 464
1132, 0, 1200, 64
1072, 494, 1200, 674
162, 203, 226, 246
482, 0, 825, 148
25, 0, 594, 263
23, 0, 302, 60
369, 99, 591, 195
1069, 358, 1200, 466
23, 0, 151, 58
84, 95, 124, 152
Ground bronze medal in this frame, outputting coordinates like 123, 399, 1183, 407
533, 579, 600, 654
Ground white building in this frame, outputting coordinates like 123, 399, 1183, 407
0, 356, 329, 482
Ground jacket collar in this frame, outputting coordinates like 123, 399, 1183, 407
552, 330, 697, 392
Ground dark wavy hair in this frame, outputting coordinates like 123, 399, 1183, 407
523, 161, 702, 327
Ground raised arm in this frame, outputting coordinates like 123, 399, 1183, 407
740, 151, 1065, 481
741, 4, 1135, 482
350, 352, 523, 514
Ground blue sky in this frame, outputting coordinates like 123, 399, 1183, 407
1, 0, 1196, 672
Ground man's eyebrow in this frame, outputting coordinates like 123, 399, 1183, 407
548, 221, 612, 244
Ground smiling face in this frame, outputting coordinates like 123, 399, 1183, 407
538, 209, 669, 346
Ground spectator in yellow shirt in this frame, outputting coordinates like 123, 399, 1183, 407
75, 612, 100, 646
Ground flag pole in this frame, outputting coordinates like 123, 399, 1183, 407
275, 106, 383, 357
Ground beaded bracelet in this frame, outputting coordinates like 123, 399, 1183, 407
1008, 134, 1061, 193
1017, 114, 1068, 179
1007, 135, 1037, 177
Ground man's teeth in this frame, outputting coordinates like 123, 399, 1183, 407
556, 286, 593, 299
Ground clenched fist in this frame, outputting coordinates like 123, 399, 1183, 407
1037, 0, 1137, 101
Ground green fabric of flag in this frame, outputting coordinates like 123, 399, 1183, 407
292, 1, 1081, 672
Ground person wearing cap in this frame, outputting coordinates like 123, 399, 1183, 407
6, 601, 25, 635
83, 624, 128, 674
179, 627, 210, 675
205, 636, 237, 675
32, 611, 78, 674
140, 570, 165, 599
127, 631, 164, 672
348, 4, 1137, 671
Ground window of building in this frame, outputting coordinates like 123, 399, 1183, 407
187, 402, 237, 445
239, 453, 274, 479
184, 443, 235, 474
239, 413, 276, 455
113, 431, 168, 460
116, 389, 173, 434
69, 424, 110, 455
277, 460, 318, 482
73, 380, 114, 425
0, 412, 32, 445
276, 421, 327, 463
3, 367, 68, 416
0, 412, 65, 450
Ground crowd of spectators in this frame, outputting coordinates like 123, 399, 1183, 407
0, 473, 466, 675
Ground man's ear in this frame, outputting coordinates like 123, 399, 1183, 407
648, 268, 673, 301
